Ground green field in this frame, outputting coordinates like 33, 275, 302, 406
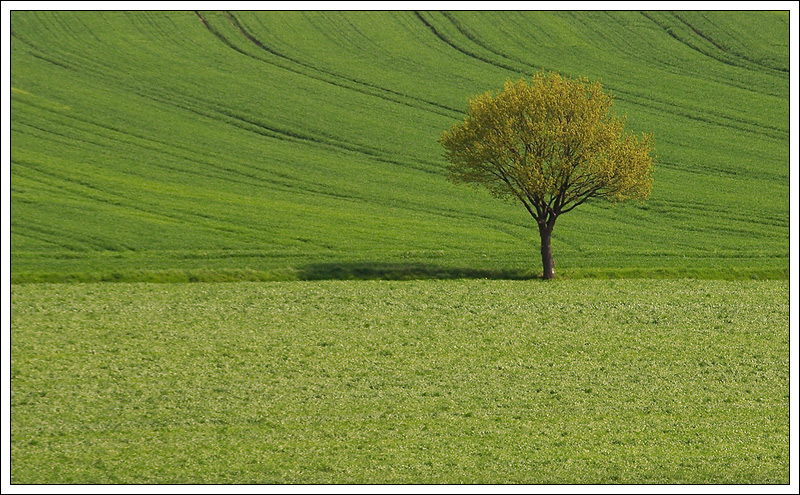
7, 10, 793, 486
10, 280, 790, 484
9, 11, 790, 281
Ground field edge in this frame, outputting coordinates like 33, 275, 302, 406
9, 265, 790, 284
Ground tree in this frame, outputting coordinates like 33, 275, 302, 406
439, 71, 655, 279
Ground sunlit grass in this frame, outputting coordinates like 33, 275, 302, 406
10, 11, 789, 281
10, 280, 790, 484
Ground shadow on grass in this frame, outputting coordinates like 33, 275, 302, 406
10, 264, 788, 284
296, 262, 540, 281
10, 263, 541, 284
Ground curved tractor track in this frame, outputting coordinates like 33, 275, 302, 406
9, 11, 789, 281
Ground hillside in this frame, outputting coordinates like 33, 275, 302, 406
9, 11, 790, 281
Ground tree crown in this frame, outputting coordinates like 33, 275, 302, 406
439, 72, 655, 221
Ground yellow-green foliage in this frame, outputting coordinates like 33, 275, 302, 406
440, 72, 655, 218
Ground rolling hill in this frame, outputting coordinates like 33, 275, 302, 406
9, 10, 791, 281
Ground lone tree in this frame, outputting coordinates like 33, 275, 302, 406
439, 71, 655, 279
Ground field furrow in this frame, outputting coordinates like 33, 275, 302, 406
197, 11, 460, 119
9, 10, 789, 281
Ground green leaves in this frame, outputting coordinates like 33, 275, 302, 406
440, 71, 656, 217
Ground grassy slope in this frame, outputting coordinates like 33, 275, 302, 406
9, 11, 790, 281
10, 280, 790, 483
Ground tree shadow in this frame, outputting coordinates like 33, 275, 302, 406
296, 262, 540, 281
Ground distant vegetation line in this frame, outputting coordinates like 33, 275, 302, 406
11, 266, 790, 284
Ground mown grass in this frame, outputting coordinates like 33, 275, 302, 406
10, 279, 790, 484
9, 11, 790, 281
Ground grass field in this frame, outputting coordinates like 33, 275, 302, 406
9, 279, 790, 484
9, 11, 790, 281
6, 9, 793, 487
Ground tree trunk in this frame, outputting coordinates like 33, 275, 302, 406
538, 218, 556, 280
